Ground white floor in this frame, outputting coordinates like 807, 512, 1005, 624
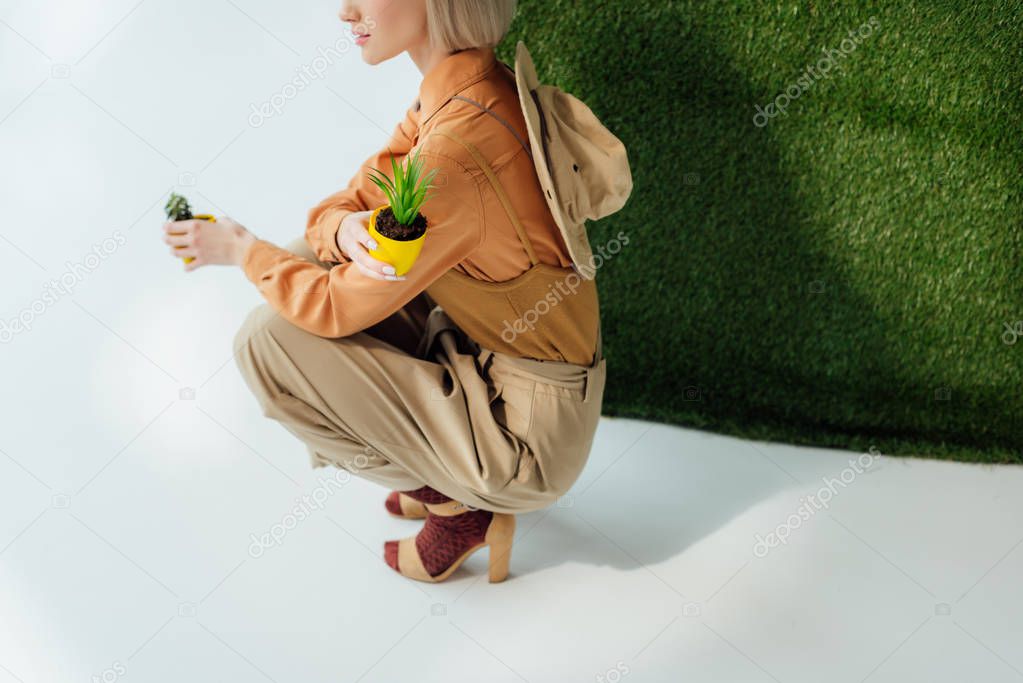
2, 2, 1022, 682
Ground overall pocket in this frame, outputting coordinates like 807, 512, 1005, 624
488, 373, 537, 445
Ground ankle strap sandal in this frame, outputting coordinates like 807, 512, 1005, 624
383, 500, 516, 583
384, 490, 428, 519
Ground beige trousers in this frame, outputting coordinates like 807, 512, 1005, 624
232, 236, 607, 515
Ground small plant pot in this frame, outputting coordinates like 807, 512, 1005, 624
367, 205, 427, 276
170, 214, 215, 264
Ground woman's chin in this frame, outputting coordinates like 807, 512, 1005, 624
360, 49, 381, 65
359, 44, 400, 66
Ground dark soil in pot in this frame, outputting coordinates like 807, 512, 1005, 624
376, 206, 427, 240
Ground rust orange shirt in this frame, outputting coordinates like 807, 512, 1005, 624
239, 46, 576, 338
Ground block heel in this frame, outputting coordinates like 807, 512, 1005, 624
486, 512, 515, 583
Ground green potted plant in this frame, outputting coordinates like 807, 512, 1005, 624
365, 147, 440, 276
164, 193, 215, 264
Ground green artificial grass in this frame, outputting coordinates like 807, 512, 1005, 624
497, 1, 1023, 464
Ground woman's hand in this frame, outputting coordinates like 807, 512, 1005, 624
162, 217, 256, 272
336, 210, 406, 281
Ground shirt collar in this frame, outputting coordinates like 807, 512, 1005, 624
415, 46, 498, 125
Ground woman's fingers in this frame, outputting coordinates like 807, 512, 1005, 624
163, 232, 192, 247
163, 220, 198, 235
354, 220, 379, 252
357, 253, 404, 280
357, 233, 396, 274
354, 263, 388, 280
339, 211, 401, 280
346, 239, 405, 281
161, 220, 202, 270
170, 245, 198, 258
163, 220, 198, 261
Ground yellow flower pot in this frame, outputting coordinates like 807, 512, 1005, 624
366, 205, 427, 277
171, 214, 215, 264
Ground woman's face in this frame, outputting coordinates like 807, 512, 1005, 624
339, 0, 428, 65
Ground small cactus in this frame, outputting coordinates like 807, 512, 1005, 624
165, 193, 193, 221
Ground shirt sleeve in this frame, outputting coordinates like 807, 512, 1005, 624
304, 102, 420, 264
241, 150, 485, 339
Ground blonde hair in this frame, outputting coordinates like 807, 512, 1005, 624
426, 0, 517, 51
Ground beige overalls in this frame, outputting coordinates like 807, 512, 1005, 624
233, 128, 607, 515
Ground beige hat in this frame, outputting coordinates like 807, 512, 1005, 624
514, 41, 633, 279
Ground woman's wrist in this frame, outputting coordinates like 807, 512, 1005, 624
334, 212, 351, 260
234, 226, 258, 266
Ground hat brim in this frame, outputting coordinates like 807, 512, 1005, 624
514, 41, 595, 279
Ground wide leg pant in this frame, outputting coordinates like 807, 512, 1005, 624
232, 236, 607, 515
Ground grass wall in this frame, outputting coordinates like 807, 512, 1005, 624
498, 1, 1022, 463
